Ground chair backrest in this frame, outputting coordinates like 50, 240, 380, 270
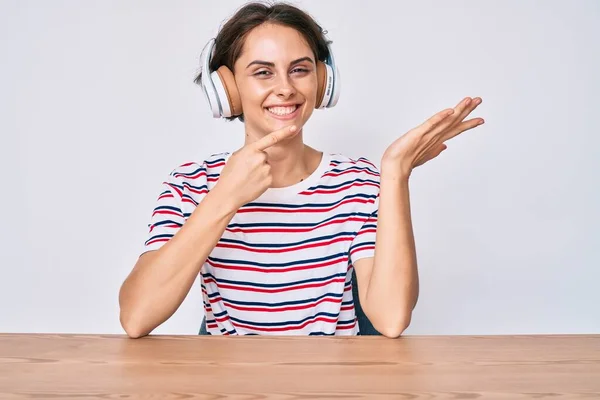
351, 268, 381, 335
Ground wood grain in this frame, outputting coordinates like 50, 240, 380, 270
0, 334, 599, 399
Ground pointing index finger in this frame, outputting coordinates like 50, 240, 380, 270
252, 125, 298, 151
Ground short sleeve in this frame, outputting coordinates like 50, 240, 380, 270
349, 194, 379, 264
348, 156, 380, 265
142, 162, 209, 254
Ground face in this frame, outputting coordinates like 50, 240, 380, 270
233, 23, 318, 136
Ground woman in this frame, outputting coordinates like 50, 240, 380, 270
118, 2, 484, 338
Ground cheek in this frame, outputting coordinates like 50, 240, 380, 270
298, 76, 318, 104
237, 79, 269, 111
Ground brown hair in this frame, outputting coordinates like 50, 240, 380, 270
194, 1, 331, 122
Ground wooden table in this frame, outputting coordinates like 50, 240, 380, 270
1, 334, 599, 399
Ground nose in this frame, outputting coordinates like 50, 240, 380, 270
275, 74, 296, 99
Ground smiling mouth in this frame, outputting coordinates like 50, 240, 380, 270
265, 104, 301, 117
266, 105, 298, 115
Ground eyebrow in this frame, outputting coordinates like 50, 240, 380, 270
246, 56, 314, 69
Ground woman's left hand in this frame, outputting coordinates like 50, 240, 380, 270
381, 96, 485, 180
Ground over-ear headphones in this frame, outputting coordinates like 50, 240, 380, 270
198, 34, 340, 118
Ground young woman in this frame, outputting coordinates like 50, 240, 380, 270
118, 2, 484, 338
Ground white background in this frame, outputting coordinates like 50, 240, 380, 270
1, 0, 598, 335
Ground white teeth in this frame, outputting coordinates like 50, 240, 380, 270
267, 105, 298, 116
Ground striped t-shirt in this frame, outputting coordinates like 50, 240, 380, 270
143, 151, 380, 335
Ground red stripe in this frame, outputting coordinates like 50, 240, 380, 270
145, 237, 170, 246
224, 296, 343, 313
183, 185, 208, 195
174, 171, 206, 180
149, 223, 179, 233
350, 245, 375, 256
336, 320, 357, 330
164, 182, 182, 197
323, 168, 379, 179
182, 197, 199, 205
152, 210, 183, 218
207, 255, 348, 273
216, 236, 352, 253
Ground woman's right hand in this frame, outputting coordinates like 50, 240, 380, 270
214, 125, 299, 209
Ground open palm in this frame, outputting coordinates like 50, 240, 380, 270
382, 97, 485, 178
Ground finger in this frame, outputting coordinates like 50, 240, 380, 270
259, 151, 268, 165
427, 97, 474, 136
444, 118, 485, 141
415, 108, 455, 134
445, 97, 482, 133
252, 125, 298, 151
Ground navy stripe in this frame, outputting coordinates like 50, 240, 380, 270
145, 233, 173, 241
154, 205, 181, 212
226, 211, 372, 229
245, 192, 377, 209
208, 251, 347, 268
350, 241, 375, 252
218, 231, 356, 249
152, 220, 183, 227
229, 311, 340, 327
202, 271, 347, 289
175, 166, 206, 177
220, 292, 344, 307
329, 165, 377, 174
307, 178, 379, 191
206, 156, 227, 165
182, 183, 208, 191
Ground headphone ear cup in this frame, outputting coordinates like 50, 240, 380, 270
317, 63, 334, 109
215, 66, 242, 117
211, 67, 242, 118
315, 61, 327, 109
199, 39, 222, 118
329, 65, 340, 108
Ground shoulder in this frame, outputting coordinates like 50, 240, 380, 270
325, 153, 380, 212
327, 153, 380, 182
163, 151, 231, 198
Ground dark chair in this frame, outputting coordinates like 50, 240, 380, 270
351, 268, 381, 335
198, 269, 380, 335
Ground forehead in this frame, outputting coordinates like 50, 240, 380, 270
238, 23, 313, 63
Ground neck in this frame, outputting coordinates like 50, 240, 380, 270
244, 126, 320, 188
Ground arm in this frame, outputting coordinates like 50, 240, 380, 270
353, 174, 417, 338
119, 125, 299, 338
355, 96, 485, 338
118, 187, 237, 338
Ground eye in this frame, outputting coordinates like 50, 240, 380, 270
291, 67, 310, 74
254, 70, 272, 77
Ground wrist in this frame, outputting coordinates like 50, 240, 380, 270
380, 158, 411, 183
208, 184, 241, 216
